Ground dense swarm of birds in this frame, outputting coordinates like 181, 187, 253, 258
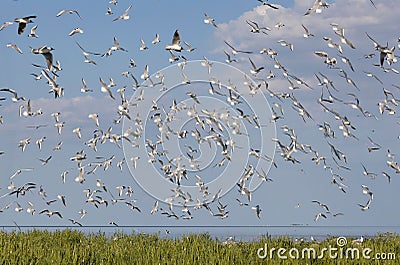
0, 0, 399, 227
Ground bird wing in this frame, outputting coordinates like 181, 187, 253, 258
172, 30, 180, 45
42, 53, 53, 70
17, 22, 26, 35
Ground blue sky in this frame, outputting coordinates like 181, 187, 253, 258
0, 0, 399, 231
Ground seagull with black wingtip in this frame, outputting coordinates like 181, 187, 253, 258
14, 15, 36, 34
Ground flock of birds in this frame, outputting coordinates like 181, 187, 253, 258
0, 0, 399, 228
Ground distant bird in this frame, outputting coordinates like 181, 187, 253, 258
57, 194, 67, 206
152, 33, 160, 44
365, 32, 396, 66
369, 0, 377, 9
131, 156, 140, 169
183, 41, 196, 52
257, 0, 279, 9
165, 30, 183, 52
109, 221, 119, 226
361, 184, 374, 199
27, 201, 35, 215
39, 209, 63, 218
251, 204, 262, 219
334, 26, 356, 49
88, 113, 99, 127
312, 200, 330, 212
278, 40, 294, 51
56, 9, 82, 19
73, 128, 82, 139
75, 41, 101, 56
6, 43, 23, 54
0, 21, 13, 31
106, 7, 113, 15
224, 50, 237, 63
18, 138, 31, 152
140, 65, 149, 80
275, 22, 285, 29
68, 27, 84, 36
81, 78, 93, 93
304, 0, 329, 16
301, 24, 314, 38
358, 198, 372, 211
30, 45, 55, 71
78, 209, 87, 219
39, 156, 52, 165
68, 219, 83, 226
249, 57, 264, 75
0, 88, 25, 102
111, 37, 128, 52
54, 122, 65, 135
99, 77, 115, 99
36, 137, 46, 150
322, 38, 342, 54
314, 212, 327, 221
361, 164, 377, 179
9, 168, 33, 179
203, 13, 218, 28
53, 141, 63, 151
14, 15, 36, 34
224, 40, 252, 55
28, 25, 38, 38
150, 201, 158, 214
113, 5, 132, 21
139, 39, 148, 50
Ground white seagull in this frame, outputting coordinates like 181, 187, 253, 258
113, 5, 132, 21
165, 30, 183, 52
88, 113, 99, 127
204, 13, 218, 28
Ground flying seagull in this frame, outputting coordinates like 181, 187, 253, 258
165, 30, 183, 52
113, 5, 132, 21
224, 40, 252, 55
30, 45, 55, 71
14, 15, 36, 34
28, 25, 38, 38
204, 13, 218, 28
304, 0, 329, 16
56, 9, 82, 19
257, 0, 279, 9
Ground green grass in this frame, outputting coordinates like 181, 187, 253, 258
0, 230, 398, 264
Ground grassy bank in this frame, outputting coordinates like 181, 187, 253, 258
0, 230, 398, 264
